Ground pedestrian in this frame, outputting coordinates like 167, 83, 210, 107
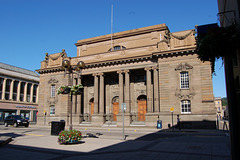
177, 115, 181, 130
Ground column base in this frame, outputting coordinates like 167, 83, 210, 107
72, 114, 83, 125
116, 113, 131, 127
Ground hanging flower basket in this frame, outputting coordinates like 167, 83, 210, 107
70, 84, 84, 95
58, 130, 82, 145
63, 87, 71, 94
57, 85, 70, 94
76, 88, 84, 94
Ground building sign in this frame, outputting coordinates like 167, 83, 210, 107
16, 105, 37, 109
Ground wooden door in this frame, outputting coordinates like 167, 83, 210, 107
113, 102, 119, 121
138, 100, 146, 121
91, 102, 94, 115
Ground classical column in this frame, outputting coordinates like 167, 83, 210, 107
30, 83, 34, 102
124, 70, 130, 113
105, 84, 110, 114
24, 82, 28, 102
17, 81, 21, 101
36, 85, 39, 103
93, 73, 99, 114
77, 78, 82, 114
99, 73, 104, 114
153, 67, 160, 112
118, 70, 123, 112
2, 78, 6, 100
83, 85, 88, 115
145, 68, 153, 112
10, 80, 14, 100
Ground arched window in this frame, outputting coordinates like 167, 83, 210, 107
181, 100, 191, 113
137, 95, 147, 101
108, 45, 126, 51
112, 96, 119, 103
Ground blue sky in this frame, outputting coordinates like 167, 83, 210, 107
0, 0, 226, 97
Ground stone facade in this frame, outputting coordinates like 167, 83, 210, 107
0, 62, 39, 122
36, 24, 215, 128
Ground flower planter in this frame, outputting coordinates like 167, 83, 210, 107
58, 130, 82, 145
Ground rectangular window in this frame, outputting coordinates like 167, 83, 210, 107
13, 81, 18, 101
50, 105, 55, 115
27, 83, 31, 102
180, 72, 189, 89
51, 85, 56, 97
181, 100, 191, 113
5, 79, 11, 100
33, 85, 37, 103
20, 82, 25, 101
0, 78, 3, 99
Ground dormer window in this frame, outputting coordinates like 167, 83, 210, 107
109, 45, 126, 51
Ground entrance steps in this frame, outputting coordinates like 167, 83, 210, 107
102, 121, 117, 127
130, 121, 146, 127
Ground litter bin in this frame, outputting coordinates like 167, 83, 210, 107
157, 120, 162, 129
51, 120, 65, 136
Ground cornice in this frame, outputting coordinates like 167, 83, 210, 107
152, 47, 196, 58
36, 66, 63, 74
37, 47, 196, 74
75, 24, 168, 46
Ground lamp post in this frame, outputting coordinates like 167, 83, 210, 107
62, 59, 85, 131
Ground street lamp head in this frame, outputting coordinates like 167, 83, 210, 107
62, 60, 70, 69
77, 61, 85, 70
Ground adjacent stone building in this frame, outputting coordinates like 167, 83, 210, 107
0, 62, 39, 122
36, 24, 215, 128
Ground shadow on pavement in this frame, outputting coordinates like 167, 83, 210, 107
0, 129, 231, 160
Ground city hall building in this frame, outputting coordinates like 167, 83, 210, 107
0, 62, 39, 122
37, 24, 215, 128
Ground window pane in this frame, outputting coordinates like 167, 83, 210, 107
180, 72, 189, 89
51, 85, 55, 97
181, 100, 191, 113
50, 105, 55, 115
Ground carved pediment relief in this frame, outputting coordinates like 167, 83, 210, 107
47, 97, 58, 105
48, 78, 58, 84
175, 63, 193, 71
136, 89, 146, 95
175, 88, 195, 100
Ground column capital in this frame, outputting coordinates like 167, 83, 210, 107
117, 70, 123, 74
98, 72, 104, 76
123, 70, 130, 73
92, 73, 98, 76
152, 66, 158, 70
144, 67, 152, 71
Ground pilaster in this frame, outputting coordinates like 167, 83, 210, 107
145, 67, 153, 112
93, 73, 99, 114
